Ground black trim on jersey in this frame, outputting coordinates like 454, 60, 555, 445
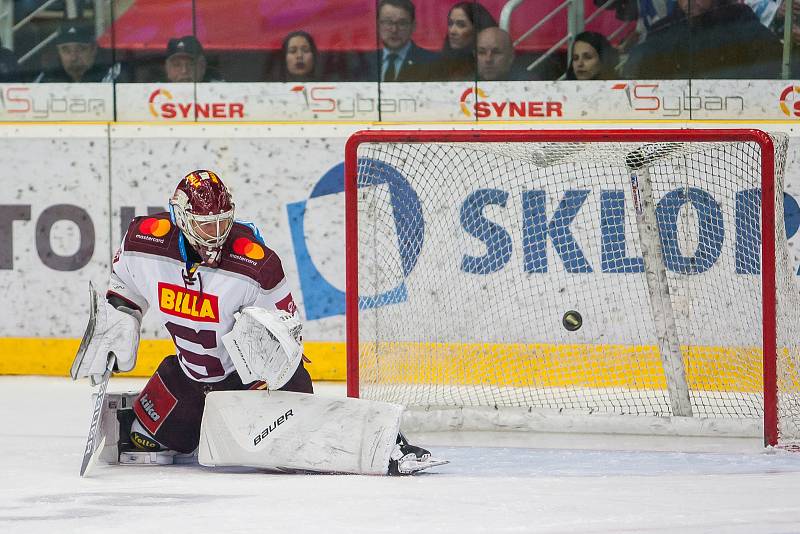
106, 291, 142, 312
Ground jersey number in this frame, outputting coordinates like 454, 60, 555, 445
165, 322, 225, 379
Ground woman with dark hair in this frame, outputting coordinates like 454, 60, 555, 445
280, 31, 319, 82
437, 2, 498, 80
565, 31, 619, 80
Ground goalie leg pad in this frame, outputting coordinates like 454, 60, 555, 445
84, 391, 139, 465
131, 355, 312, 454
198, 391, 403, 475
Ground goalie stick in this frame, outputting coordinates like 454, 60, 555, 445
625, 142, 691, 417
72, 282, 117, 476
70, 281, 99, 382
79, 353, 115, 477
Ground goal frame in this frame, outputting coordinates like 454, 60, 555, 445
343, 128, 778, 446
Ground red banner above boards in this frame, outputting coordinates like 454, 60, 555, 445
97, 0, 626, 53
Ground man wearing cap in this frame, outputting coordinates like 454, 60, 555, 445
35, 22, 123, 83
165, 36, 221, 82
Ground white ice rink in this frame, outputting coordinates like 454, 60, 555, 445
3, 376, 800, 534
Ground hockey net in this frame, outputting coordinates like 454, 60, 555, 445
344, 129, 800, 447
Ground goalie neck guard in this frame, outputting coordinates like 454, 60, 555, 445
169, 170, 235, 267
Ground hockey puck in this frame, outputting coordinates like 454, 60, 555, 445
562, 310, 582, 331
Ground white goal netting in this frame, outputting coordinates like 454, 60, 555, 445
349, 131, 800, 446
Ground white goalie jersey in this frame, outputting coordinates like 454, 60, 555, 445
109, 212, 300, 383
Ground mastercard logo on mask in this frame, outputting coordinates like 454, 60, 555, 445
232, 237, 265, 260
139, 218, 171, 237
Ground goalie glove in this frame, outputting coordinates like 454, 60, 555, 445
222, 307, 303, 389
70, 282, 142, 384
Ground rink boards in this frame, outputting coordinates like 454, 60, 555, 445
355, 341, 767, 392
2, 123, 800, 381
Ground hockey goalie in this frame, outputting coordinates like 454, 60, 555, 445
71, 169, 446, 476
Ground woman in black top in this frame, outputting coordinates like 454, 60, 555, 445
565, 31, 619, 80
280, 31, 320, 82
437, 2, 497, 81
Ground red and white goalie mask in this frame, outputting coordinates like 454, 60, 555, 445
169, 170, 235, 267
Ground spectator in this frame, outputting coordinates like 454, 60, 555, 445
280, 31, 319, 82
375, 0, 439, 82
598, 0, 778, 55
0, 48, 20, 82
164, 36, 222, 82
623, 0, 783, 79
35, 22, 123, 82
770, 1, 800, 77
772, 1, 800, 38
476, 27, 526, 81
436, 1, 498, 81
747, 0, 781, 27
565, 31, 619, 80
595, 0, 676, 49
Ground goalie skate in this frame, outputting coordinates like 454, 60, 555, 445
118, 450, 197, 465
119, 450, 177, 465
388, 433, 449, 475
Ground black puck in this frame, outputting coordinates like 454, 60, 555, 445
562, 310, 582, 331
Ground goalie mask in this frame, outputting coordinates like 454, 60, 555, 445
169, 170, 235, 267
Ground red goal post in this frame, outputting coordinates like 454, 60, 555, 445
344, 129, 792, 447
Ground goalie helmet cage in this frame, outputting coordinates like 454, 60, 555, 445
344, 128, 800, 448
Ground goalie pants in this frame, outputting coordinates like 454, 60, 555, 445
132, 355, 313, 453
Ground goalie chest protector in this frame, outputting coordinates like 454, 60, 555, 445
112, 213, 298, 382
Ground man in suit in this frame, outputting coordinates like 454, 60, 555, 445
377, 0, 439, 82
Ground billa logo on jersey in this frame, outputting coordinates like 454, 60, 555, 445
459, 87, 563, 118
780, 85, 800, 117
158, 282, 219, 322
231, 237, 265, 264
148, 88, 245, 119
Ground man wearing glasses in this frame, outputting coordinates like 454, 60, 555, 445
377, 0, 439, 82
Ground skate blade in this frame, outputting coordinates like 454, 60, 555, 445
119, 451, 175, 465
398, 457, 449, 475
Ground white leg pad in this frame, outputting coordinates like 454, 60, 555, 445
198, 391, 403, 475
93, 391, 139, 464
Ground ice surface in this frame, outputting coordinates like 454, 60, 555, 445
2, 376, 800, 533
